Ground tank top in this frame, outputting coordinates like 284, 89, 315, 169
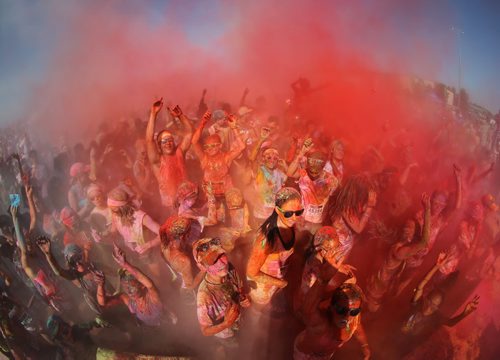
114, 210, 147, 252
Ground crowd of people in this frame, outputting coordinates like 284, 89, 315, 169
0, 79, 499, 359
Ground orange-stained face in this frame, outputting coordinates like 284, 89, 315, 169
203, 141, 222, 156
159, 132, 175, 155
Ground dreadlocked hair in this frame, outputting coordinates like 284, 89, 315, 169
324, 174, 375, 225
259, 187, 302, 248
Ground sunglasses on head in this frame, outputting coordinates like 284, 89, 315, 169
196, 238, 221, 253
334, 306, 361, 317
277, 206, 304, 218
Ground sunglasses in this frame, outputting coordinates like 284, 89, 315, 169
196, 238, 221, 253
277, 206, 304, 218
204, 143, 221, 149
335, 306, 361, 317
160, 137, 174, 144
264, 155, 279, 161
307, 158, 325, 166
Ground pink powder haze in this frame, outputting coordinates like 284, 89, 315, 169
19, 0, 459, 144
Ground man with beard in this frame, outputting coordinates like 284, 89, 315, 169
146, 98, 193, 210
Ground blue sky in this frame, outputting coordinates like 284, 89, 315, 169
0, 0, 498, 125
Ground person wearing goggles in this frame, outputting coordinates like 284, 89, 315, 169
294, 283, 370, 360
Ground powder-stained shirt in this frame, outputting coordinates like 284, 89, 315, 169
197, 264, 243, 339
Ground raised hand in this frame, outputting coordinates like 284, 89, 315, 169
112, 244, 126, 266
167, 105, 183, 118
300, 138, 314, 155
151, 98, 163, 114
436, 251, 448, 267
464, 294, 479, 315
36, 236, 51, 255
92, 269, 105, 285
201, 111, 212, 127
9, 204, 18, 219
227, 114, 238, 129
421, 192, 431, 209
367, 190, 377, 207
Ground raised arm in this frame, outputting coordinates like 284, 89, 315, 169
445, 294, 479, 327
94, 269, 122, 308
287, 138, 313, 178
89, 146, 98, 182
248, 127, 271, 163
239, 87, 249, 107
196, 89, 208, 119
113, 245, 155, 291
225, 114, 246, 164
36, 236, 76, 280
343, 190, 377, 234
146, 99, 163, 167
191, 111, 211, 160
395, 193, 431, 258
24, 184, 36, 235
246, 233, 287, 288
167, 105, 193, 154
452, 164, 463, 211
412, 252, 447, 304
10, 205, 35, 279
399, 163, 418, 186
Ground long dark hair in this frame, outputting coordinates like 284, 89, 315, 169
259, 187, 301, 248
324, 174, 374, 225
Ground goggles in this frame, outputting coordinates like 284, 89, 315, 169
204, 143, 222, 149
195, 237, 221, 253
334, 306, 361, 317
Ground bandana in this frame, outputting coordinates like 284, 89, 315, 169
275, 187, 301, 206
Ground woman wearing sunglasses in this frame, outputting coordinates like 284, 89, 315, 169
246, 187, 303, 308
294, 282, 370, 360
